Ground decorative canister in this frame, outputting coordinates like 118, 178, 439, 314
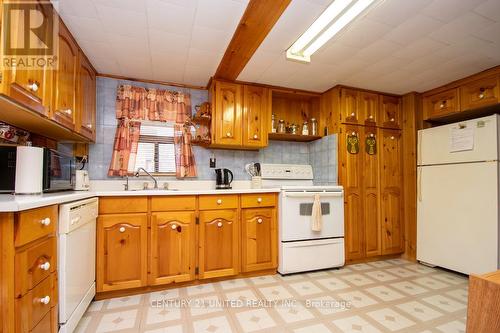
277, 119, 285, 133
271, 113, 277, 133
302, 121, 309, 135
310, 118, 318, 135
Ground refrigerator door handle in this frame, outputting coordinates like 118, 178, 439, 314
417, 167, 422, 202
417, 130, 422, 165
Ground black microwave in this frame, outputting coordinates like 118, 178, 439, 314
0, 146, 75, 193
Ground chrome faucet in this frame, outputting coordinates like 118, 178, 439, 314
123, 175, 129, 191
135, 167, 158, 189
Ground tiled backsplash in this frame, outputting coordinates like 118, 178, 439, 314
89, 77, 337, 184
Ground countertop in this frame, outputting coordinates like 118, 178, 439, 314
0, 188, 281, 212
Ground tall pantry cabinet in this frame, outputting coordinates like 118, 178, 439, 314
329, 87, 404, 262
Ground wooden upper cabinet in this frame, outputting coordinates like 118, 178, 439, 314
339, 124, 364, 260
241, 207, 277, 272
213, 81, 242, 147
379, 95, 401, 129
379, 129, 404, 255
150, 211, 196, 285
96, 214, 148, 292
52, 20, 78, 130
460, 76, 499, 111
340, 88, 360, 124
363, 127, 380, 257
243, 85, 269, 148
423, 88, 460, 120
77, 52, 96, 141
198, 209, 239, 279
5, 1, 53, 116
359, 92, 379, 126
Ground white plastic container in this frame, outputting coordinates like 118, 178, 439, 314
15, 146, 43, 194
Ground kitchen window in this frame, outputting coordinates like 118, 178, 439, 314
135, 121, 176, 175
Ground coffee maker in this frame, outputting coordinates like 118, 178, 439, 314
215, 168, 233, 189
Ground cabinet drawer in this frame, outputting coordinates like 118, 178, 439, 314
199, 195, 238, 210
99, 197, 148, 214
15, 206, 57, 247
241, 193, 276, 208
151, 196, 196, 211
31, 306, 57, 333
16, 273, 55, 332
15, 237, 56, 296
460, 76, 499, 110
423, 88, 460, 119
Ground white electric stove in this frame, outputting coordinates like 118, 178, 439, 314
260, 164, 345, 274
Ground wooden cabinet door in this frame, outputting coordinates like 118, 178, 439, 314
339, 124, 364, 260
460, 76, 499, 111
214, 81, 242, 146
340, 88, 360, 124
423, 88, 460, 120
77, 52, 96, 141
199, 209, 239, 279
380, 129, 404, 255
358, 92, 379, 126
6, 1, 52, 116
241, 207, 277, 272
150, 211, 196, 285
363, 127, 381, 257
379, 95, 401, 129
243, 85, 269, 148
97, 214, 148, 292
52, 21, 78, 130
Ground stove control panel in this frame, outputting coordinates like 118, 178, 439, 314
260, 164, 314, 180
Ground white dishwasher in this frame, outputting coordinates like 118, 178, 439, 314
58, 197, 98, 333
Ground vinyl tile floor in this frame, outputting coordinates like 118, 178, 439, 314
75, 259, 468, 333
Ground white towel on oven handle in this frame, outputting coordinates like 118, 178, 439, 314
311, 193, 322, 231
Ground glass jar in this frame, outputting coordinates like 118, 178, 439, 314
271, 113, 277, 133
302, 121, 309, 135
290, 124, 298, 134
277, 119, 285, 133
310, 118, 318, 136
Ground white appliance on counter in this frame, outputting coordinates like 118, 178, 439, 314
58, 197, 98, 333
417, 114, 500, 275
260, 164, 344, 274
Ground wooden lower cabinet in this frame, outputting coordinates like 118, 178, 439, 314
97, 214, 148, 292
150, 211, 196, 285
241, 208, 277, 272
199, 209, 239, 279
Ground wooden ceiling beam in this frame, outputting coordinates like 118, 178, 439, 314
214, 0, 291, 81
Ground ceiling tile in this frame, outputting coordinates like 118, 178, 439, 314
238, 51, 280, 83
430, 12, 495, 44
472, 22, 500, 43
383, 15, 444, 45
474, 0, 500, 22
183, 65, 212, 86
421, 0, 486, 23
190, 26, 233, 53
93, 0, 147, 13
194, 0, 247, 31
352, 39, 403, 62
313, 43, 360, 65
148, 29, 190, 56
186, 48, 222, 72
367, 0, 433, 26
62, 15, 106, 42
56, 0, 98, 19
146, 0, 196, 35
391, 37, 447, 60
334, 19, 393, 48
95, 4, 148, 38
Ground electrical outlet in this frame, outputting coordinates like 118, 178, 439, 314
210, 157, 216, 168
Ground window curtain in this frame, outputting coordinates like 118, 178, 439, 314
107, 84, 197, 178
108, 119, 141, 176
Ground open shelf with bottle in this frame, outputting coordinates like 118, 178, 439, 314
269, 89, 322, 141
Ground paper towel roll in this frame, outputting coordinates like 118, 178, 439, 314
15, 146, 44, 194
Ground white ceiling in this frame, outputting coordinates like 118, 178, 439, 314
55, 0, 248, 86
57, 0, 500, 94
238, 0, 500, 94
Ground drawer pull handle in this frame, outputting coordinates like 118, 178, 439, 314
226, 132, 231, 137
369, 115, 373, 119
440, 101, 446, 108
86, 123, 93, 129
390, 118, 395, 122
65, 109, 72, 115
39, 296, 50, 305
40, 262, 50, 271
216, 199, 222, 205
351, 112, 355, 117
390, 136, 395, 140
257, 218, 263, 224
479, 93, 485, 99
253, 134, 258, 139
257, 197, 262, 203
40, 218, 51, 226
217, 222, 223, 228
171, 224, 177, 230
119, 226, 126, 233
28, 81, 39, 92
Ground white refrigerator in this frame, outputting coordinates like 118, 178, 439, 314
417, 114, 500, 275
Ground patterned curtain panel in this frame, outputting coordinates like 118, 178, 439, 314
108, 119, 141, 176
108, 84, 197, 178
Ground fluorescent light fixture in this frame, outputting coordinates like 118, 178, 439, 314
286, 0, 376, 63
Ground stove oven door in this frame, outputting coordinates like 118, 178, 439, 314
280, 191, 344, 242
